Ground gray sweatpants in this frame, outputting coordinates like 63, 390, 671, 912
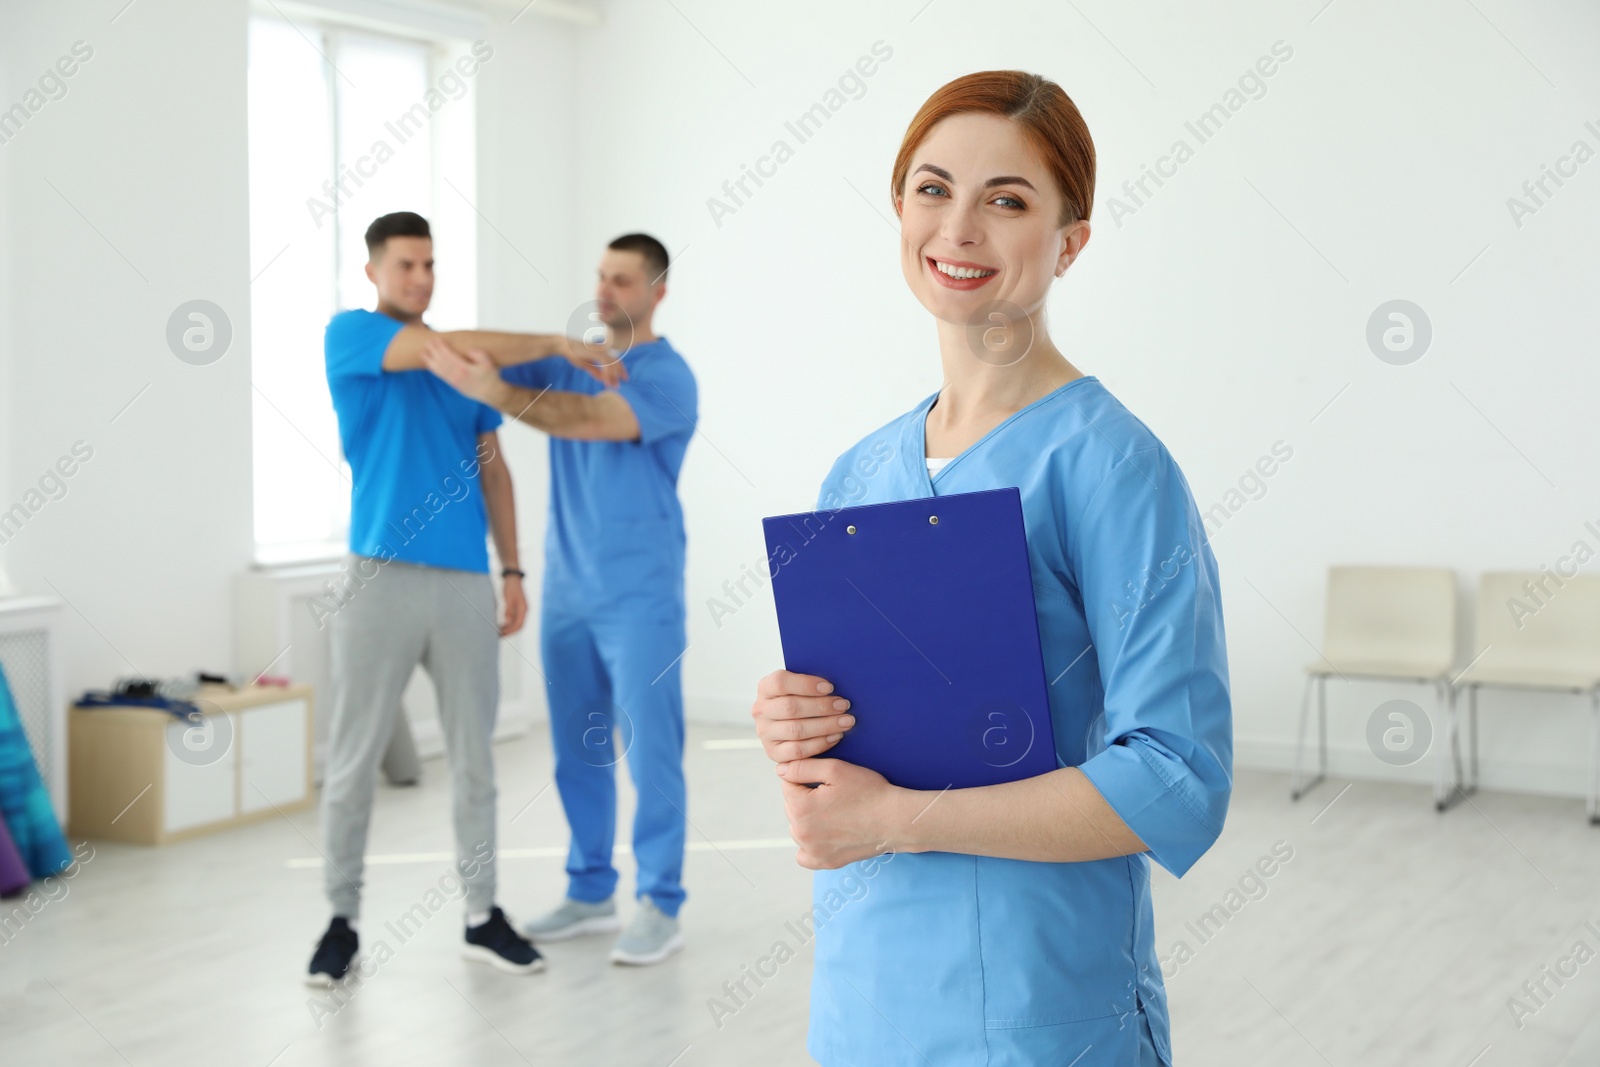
321, 556, 500, 918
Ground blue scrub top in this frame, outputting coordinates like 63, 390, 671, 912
805, 376, 1232, 1066
324, 309, 504, 573
500, 337, 697, 618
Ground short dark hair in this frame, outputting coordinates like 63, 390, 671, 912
365, 211, 431, 261
608, 232, 669, 285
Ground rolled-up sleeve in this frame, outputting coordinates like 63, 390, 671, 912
473, 402, 503, 435
325, 309, 403, 382
1072, 445, 1233, 877
616, 358, 697, 447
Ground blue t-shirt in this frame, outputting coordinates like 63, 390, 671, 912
324, 309, 504, 573
500, 337, 696, 617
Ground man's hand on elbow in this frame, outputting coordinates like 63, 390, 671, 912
420, 337, 512, 408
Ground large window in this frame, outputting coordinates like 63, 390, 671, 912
247, 10, 479, 563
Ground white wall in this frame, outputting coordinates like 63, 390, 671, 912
0, 0, 255, 693
566, 0, 1600, 799
471, 4, 580, 698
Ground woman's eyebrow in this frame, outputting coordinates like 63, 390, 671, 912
983, 175, 1036, 191
912, 163, 1036, 191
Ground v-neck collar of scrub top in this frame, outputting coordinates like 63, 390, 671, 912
911, 374, 1101, 494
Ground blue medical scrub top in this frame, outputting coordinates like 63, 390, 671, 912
805, 376, 1232, 1067
499, 337, 697, 618
324, 309, 504, 574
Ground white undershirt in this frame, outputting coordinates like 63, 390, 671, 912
926, 456, 952, 474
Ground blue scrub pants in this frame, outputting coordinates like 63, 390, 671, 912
541, 605, 687, 917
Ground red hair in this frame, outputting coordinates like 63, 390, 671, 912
891, 71, 1096, 226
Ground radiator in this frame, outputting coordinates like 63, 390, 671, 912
234, 561, 536, 778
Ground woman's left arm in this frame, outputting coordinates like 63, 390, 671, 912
778, 759, 1145, 869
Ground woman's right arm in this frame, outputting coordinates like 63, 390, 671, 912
751, 670, 856, 763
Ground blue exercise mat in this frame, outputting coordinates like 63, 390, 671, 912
0, 662, 72, 879
0, 808, 29, 894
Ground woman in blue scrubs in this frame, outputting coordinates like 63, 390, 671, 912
751, 71, 1232, 1065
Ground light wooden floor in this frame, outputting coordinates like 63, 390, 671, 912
3, 721, 1599, 1066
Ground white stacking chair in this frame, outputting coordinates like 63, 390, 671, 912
1451, 572, 1600, 822
1290, 566, 1457, 805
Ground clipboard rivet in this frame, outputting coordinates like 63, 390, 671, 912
846, 525, 857, 534
929, 515, 939, 524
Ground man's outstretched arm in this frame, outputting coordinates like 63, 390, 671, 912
421, 337, 641, 442
381, 324, 566, 371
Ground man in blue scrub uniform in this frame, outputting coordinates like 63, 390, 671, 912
308, 211, 603, 986
416, 233, 697, 967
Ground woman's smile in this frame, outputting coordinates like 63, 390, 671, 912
926, 255, 1000, 290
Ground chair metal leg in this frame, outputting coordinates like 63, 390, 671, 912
1318, 676, 1329, 779
1588, 690, 1600, 825
1468, 683, 1480, 790
1290, 673, 1324, 801
1437, 681, 1473, 812
1434, 681, 1452, 809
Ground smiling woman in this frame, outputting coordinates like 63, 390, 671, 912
751, 70, 1233, 1067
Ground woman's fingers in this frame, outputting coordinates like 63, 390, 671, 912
757, 711, 853, 762
752, 669, 853, 763
772, 703, 852, 738
765, 734, 845, 763
751, 676, 851, 735
753, 698, 853, 743
756, 669, 834, 699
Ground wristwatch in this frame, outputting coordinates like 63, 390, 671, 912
501, 568, 526, 579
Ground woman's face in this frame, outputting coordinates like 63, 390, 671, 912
896, 112, 1085, 332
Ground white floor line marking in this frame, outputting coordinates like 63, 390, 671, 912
283, 838, 796, 869
702, 737, 763, 750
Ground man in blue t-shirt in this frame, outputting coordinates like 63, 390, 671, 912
417, 233, 697, 967
309, 212, 620, 987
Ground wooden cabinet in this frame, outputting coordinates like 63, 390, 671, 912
68, 684, 313, 844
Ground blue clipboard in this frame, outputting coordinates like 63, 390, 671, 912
762, 487, 1057, 791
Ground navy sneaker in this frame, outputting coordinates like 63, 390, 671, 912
463, 907, 545, 974
307, 916, 358, 987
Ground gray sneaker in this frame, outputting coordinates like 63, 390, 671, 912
609, 898, 683, 966
521, 897, 620, 942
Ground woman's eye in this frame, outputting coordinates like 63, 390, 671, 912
916, 182, 949, 198
993, 194, 1025, 210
